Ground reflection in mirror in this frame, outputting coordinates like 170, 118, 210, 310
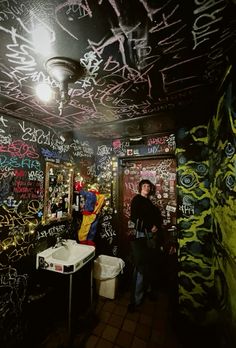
43, 162, 74, 223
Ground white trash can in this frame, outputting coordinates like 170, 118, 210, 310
93, 255, 125, 299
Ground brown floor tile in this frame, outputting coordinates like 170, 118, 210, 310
135, 323, 151, 340
115, 329, 133, 348
96, 337, 113, 348
113, 303, 127, 316
84, 334, 99, 348
41, 289, 184, 348
131, 336, 147, 348
92, 321, 106, 336
103, 300, 117, 312
95, 300, 105, 314
126, 310, 140, 322
99, 310, 112, 323
146, 342, 163, 348
122, 318, 137, 334
116, 295, 130, 306
109, 313, 124, 328
96, 296, 106, 306
72, 334, 84, 347
102, 325, 119, 342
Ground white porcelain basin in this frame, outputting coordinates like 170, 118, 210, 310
36, 239, 95, 274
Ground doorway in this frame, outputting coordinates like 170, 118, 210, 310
119, 156, 177, 234
118, 156, 178, 297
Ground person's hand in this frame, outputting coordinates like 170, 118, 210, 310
151, 225, 158, 233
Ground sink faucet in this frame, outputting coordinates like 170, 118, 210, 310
53, 235, 66, 248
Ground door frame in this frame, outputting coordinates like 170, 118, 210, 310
117, 154, 176, 238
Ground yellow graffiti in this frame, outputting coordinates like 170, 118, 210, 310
213, 196, 236, 256
175, 148, 186, 154
0, 201, 40, 230
7, 243, 35, 263
229, 108, 236, 134
190, 125, 208, 144
0, 200, 40, 264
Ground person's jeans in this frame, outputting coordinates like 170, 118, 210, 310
130, 238, 158, 305
129, 267, 146, 305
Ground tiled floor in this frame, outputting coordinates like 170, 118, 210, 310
83, 289, 181, 348
40, 283, 182, 348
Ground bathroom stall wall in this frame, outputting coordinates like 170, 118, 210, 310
176, 125, 214, 324
208, 67, 236, 346
176, 66, 236, 346
0, 114, 95, 346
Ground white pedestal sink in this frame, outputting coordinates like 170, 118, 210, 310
36, 239, 95, 343
36, 239, 95, 274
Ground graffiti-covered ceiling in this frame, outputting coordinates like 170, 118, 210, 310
0, 0, 235, 139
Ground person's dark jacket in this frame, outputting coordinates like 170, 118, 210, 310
130, 194, 163, 232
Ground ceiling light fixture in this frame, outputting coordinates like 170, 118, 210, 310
45, 57, 86, 116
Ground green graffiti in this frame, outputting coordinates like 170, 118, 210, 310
176, 122, 214, 324
209, 67, 236, 339
190, 125, 208, 144
213, 196, 236, 256
229, 108, 236, 134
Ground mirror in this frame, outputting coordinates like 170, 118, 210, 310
43, 162, 74, 223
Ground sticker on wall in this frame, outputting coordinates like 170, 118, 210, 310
140, 170, 157, 184
166, 205, 176, 212
127, 149, 133, 156
170, 179, 175, 193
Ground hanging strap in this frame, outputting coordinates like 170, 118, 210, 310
135, 219, 146, 238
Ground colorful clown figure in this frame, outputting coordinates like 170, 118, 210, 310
78, 184, 105, 245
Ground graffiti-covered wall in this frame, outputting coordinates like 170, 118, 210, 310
176, 66, 236, 345
93, 142, 118, 256
209, 67, 236, 345
93, 134, 176, 257
176, 125, 214, 323
0, 114, 95, 346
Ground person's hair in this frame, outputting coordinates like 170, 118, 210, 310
138, 179, 154, 195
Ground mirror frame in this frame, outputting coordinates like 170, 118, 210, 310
43, 161, 74, 224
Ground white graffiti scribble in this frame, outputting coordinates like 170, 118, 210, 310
80, 51, 103, 88
97, 144, 112, 156
192, 0, 226, 50
28, 170, 44, 181
55, 0, 92, 40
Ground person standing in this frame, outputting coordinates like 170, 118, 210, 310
128, 179, 163, 312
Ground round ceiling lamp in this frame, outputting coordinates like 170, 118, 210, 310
45, 57, 86, 115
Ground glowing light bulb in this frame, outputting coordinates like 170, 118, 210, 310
36, 83, 53, 102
